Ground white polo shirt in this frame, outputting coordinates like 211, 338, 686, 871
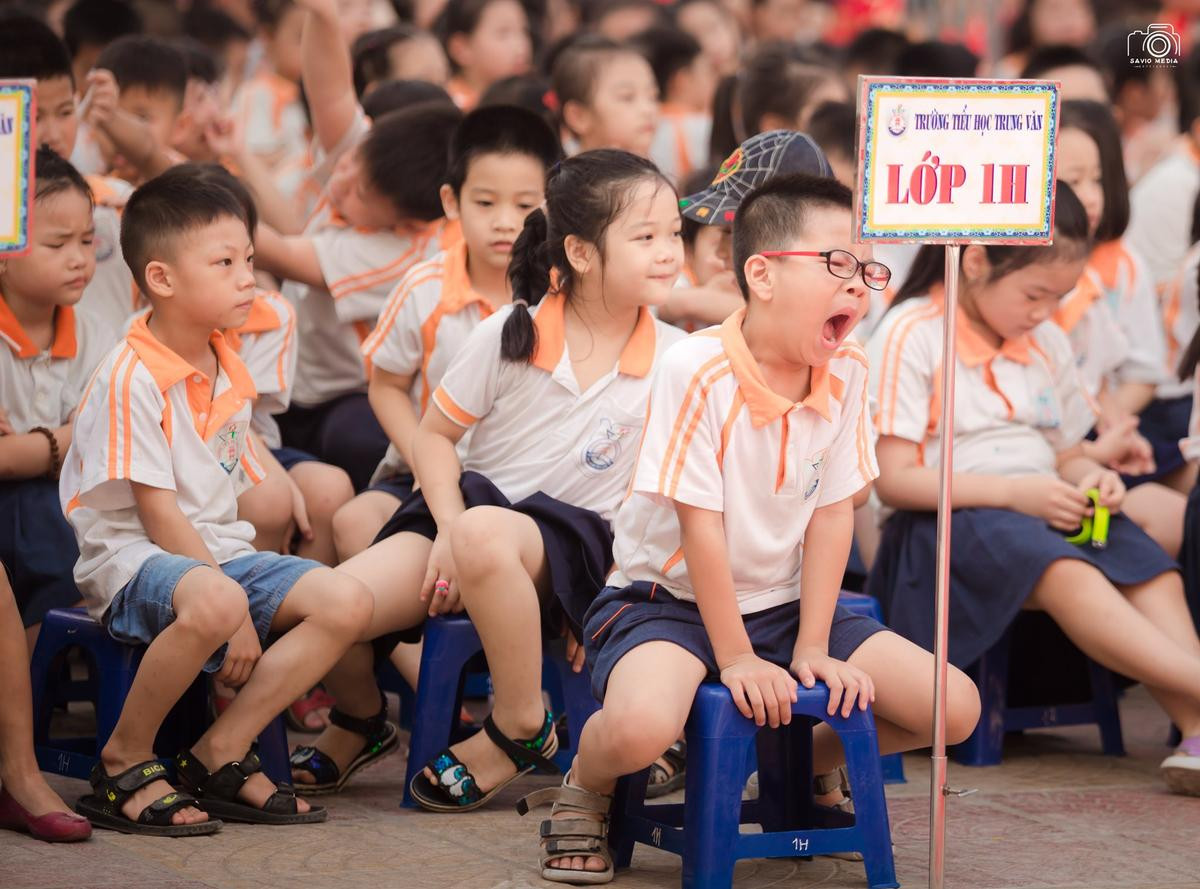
431, 293, 685, 522
0, 301, 114, 433
284, 197, 461, 407
226, 290, 297, 450
362, 240, 495, 479
1050, 274, 1131, 400
1127, 142, 1200, 288
1081, 239, 1166, 389
868, 291, 1096, 477
78, 174, 137, 342
60, 314, 263, 619
609, 309, 878, 615
1159, 243, 1200, 400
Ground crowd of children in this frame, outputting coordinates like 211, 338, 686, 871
0, 0, 1198, 883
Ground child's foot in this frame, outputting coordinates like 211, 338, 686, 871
290, 696, 399, 795
518, 770, 614, 884
1161, 735, 1200, 795
286, 687, 335, 733
188, 740, 313, 813
99, 750, 209, 826
410, 711, 558, 812
177, 743, 326, 825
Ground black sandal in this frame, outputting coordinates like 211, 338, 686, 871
175, 746, 327, 825
409, 710, 559, 813
75, 760, 220, 837
289, 692, 399, 795
645, 739, 687, 799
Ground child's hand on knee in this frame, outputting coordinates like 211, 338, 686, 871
719, 654, 799, 728
420, 532, 460, 617
216, 616, 263, 688
790, 648, 875, 719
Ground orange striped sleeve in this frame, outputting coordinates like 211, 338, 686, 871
667, 364, 733, 499
105, 346, 134, 479
878, 304, 940, 435
657, 353, 729, 494
431, 385, 479, 427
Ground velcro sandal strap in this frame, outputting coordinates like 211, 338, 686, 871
812, 767, 844, 796
261, 783, 302, 815
328, 690, 388, 738
540, 818, 607, 839
203, 753, 262, 802
517, 778, 612, 816
661, 740, 687, 771
483, 713, 558, 775
107, 760, 171, 797
138, 790, 201, 826
544, 836, 605, 856
289, 746, 340, 784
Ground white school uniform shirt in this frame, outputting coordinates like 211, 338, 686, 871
226, 290, 298, 450
1127, 141, 1200, 289
78, 175, 137, 341
60, 314, 264, 619
431, 293, 686, 522
1050, 274, 1131, 400
361, 240, 493, 481
231, 70, 309, 170
609, 309, 879, 615
868, 290, 1096, 477
0, 301, 113, 433
283, 195, 461, 407
1080, 239, 1167, 390
1159, 243, 1200, 400
650, 108, 712, 186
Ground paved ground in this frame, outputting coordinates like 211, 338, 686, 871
4, 685, 1200, 889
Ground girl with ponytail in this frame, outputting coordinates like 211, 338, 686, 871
302, 149, 687, 811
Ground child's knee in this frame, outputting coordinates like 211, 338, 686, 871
175, 572, 248, 642
945, 667, 981, 745
298, 465, 354, 520
601, 699, 686, 764
332, 498, 372, 560
314, 570, 374, 638
450, 508, 516, 579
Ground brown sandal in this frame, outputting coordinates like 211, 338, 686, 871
517, 772, 614, 885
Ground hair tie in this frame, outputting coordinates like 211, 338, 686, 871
542, 89, 560, 113
512, 298, 529, 308
548, 160, 563, 178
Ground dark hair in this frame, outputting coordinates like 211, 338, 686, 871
361, 78, 454, 118
436, 0, 531, 73
502, 149, 672, 361
708, 73, 741, 163
730, 173, 852, 297
120, 167, 250, 295
1006, 0, 1094, 55
893, 181, 1092, 308
628, 24, 702, 99
1096, 23, 1158, 98
1178, 49, 1200, 134
170, 163, 259, 238
181, 5, 253, 54
550, 35, 644, 133
172, 37, 220, 84
806, 101, 856, 162
895, 40, 979, 78
680, 164, 718, 246
63, 0, 142, 59
251, 0, 298, 29
33, 146, 93, 205
1059, 99, 1130, 241
1175, 193, 1200, 379
1019, 43, 1106, 88
843, 28, 909, 75
353, 25, 421, 96
479, 73, 557, 128
361, 102, 464, 220
0, 15, 75, 85
736, 43, 836, 137
95, 35, 187, 108
582, 0, 662, 26
445, 104, 562, 195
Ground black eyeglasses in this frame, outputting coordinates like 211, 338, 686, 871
759, 250, 892, 292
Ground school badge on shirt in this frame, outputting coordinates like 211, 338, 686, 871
214, 423, 244, 473
580, 418, 636, 475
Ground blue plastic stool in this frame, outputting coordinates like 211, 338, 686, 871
608, 682, 898, 889
400, 614, 598, 808
954, 626, 1124, 766
835, 592, 905, 785
31, 608, 291, 783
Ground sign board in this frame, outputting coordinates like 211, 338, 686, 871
854, 76, 1060, 245
0, 80, 35, 257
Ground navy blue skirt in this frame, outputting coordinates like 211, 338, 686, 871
1181, 483, 1200, 631
371, 471, 614, 652
1127, 395, 1191, 486
0, 479, 82, 626
367, 472, 414, 502
581, 581, 886, 702
866, 507, 1177, 668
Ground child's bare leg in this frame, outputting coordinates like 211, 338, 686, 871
332, 490, 402, 563
1160, 461, 1198, 496
1122, 484, 1186, 558
189, 567, 372, 809
101, 566, 250, 825
389, 640, 422, 688
811, 631, 981, 777
289, 463, 354, 565
0, 574, 74, 816
422, 507, 548, 790
558, 641, 707, 874
237, 460, 294, 553
291, 533, 431, 782
1028, 560, 1200, 736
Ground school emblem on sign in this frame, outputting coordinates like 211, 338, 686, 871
887, 104, 908, 136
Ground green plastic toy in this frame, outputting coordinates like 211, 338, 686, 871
1064, 487, 1109, 549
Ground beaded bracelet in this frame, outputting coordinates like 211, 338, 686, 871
30, 426, 61, 480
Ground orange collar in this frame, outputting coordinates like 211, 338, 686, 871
225, 292, 284, 351
1085, 240, 1125, 291
440, 240, 496, 316
1052, 275, 1103, 334
530, 293, 658, 378
719, 308, 834, 424
930, 285, 1033, 367
0, 297, 77, 359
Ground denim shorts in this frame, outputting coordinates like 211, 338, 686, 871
104, 551, 323, 673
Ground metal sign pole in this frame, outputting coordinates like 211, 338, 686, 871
928, 243, 962, 889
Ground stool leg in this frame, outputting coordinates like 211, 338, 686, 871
681, 731, 752, 889
256, 715, 292, 784
95, 648, 140, 755
1086, 659, 1125, 757
607, 770, 649, 870
840, 728, 898, 889
954, 642, 1009, 767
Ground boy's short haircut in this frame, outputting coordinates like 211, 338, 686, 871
361, 79, 454, 120
444, 104, 563, 195
95, 35, 188, 108
805, 101, 856, 165
895, 40, 979, 79
0, 15, 75, 85
175, 162, 260, 238
1019, 44, 1107, 86
628, 24, 702, 98
35, 146, 94, 205
352, 24, 422, 97
731, 173, 853, 297
172, 36, 220, 84
63, 0, 143, 59
361, 102, 465, 221
843, 27, 909, 75
120, 167, 250, 295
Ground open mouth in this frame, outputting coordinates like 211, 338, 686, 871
822, 311, 853, 348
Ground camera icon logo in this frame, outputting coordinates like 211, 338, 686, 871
1128, 23, 1181, 64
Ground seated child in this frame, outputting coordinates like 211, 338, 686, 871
332, 104, 562, 561
59, 167, 373, 835
517, 173, 981, 884
352, 25, 450, 97
552, 35, 659, 159
867, 181, 1200, 798
290, 150, 687, 799
0, 149, 112, 646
